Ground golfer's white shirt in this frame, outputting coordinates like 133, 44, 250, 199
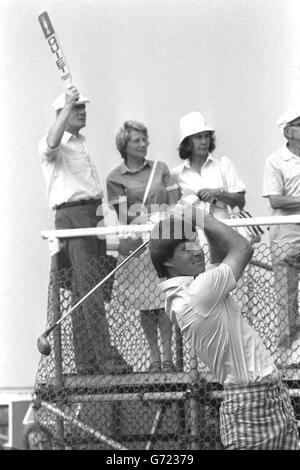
39, 132, 103, 209
159, 263, 278, 386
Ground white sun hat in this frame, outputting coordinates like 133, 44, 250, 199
52, 93, 90, 112
179, 111, 214, 143
277, 107, 300, 132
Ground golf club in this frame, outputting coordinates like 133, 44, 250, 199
37, 239, 149, 355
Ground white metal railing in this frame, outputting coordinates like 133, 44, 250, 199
41, 215, 300, 241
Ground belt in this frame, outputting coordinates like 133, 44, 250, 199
55, 199, 102, 210
223, 376, 282, 395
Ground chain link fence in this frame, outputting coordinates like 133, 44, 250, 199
24, 238, 300, 450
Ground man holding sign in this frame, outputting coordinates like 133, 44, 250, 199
38, 86, 132, 375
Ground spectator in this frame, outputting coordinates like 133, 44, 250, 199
148, 203, 299, 450
106, 120, 181, 373
171, 111, 246, 220
38, 86, 132, 375
263, 107, 300, 367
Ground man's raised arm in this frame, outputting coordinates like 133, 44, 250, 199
175, 202, 254, 282
47, 86, 79, 149
203, 212, 253, 281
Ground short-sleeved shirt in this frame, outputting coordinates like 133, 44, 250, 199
171, 155, 245, 219
39, 131, 103, 209
106, 160, 178, 222
262, 144, 300, 250
159, 263, 278, 386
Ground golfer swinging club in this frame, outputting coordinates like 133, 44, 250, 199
149, 201, 299, 450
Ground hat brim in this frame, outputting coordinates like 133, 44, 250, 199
55, 100, 90, 112
53, 94, 90, 112
180, 126, 214, 144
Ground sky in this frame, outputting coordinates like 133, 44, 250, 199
1, 0, 300, 388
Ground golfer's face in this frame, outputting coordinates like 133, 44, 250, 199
169, 235, 205, 277
287, 118, 300, 142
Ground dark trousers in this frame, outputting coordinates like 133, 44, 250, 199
270, 246, 300, 349
54, 202, 121, 373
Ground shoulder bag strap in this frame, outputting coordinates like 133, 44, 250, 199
142, 160, 158, 206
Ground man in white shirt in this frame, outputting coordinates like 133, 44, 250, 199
148, 203, 298, 449
263, 108, 300, 366
39, 86, 132, 375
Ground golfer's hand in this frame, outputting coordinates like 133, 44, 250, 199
170, 198, 205, 229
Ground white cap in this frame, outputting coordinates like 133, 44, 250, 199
277, 107, 300, 132
52, 93, 90, 112
179, 111, 214, 143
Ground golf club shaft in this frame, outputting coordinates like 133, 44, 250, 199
44, 239, 149, 336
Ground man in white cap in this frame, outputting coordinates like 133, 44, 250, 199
38, 86, 132, 375
263, 107, 300, 367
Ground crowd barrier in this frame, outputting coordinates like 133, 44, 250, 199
24, 217, 300, 450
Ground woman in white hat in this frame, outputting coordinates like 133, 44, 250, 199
171, 112, 246, 220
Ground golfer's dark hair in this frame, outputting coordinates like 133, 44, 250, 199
149, 215, 196, 278
178, 132, 215, 160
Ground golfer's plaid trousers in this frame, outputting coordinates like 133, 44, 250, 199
220, 377, 299, 450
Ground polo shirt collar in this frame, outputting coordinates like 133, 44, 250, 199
182, 153, 214, 172
61, 131, 86, 144
282, 144, 300, 161
120, 159, 152, 175
159, 276, 194, 293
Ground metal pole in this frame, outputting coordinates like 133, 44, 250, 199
50, 264, 65, 447
41, 215, 300, 241
40, 401, 128, 450
145, 405, 166, 450
188, 355, 200, 450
